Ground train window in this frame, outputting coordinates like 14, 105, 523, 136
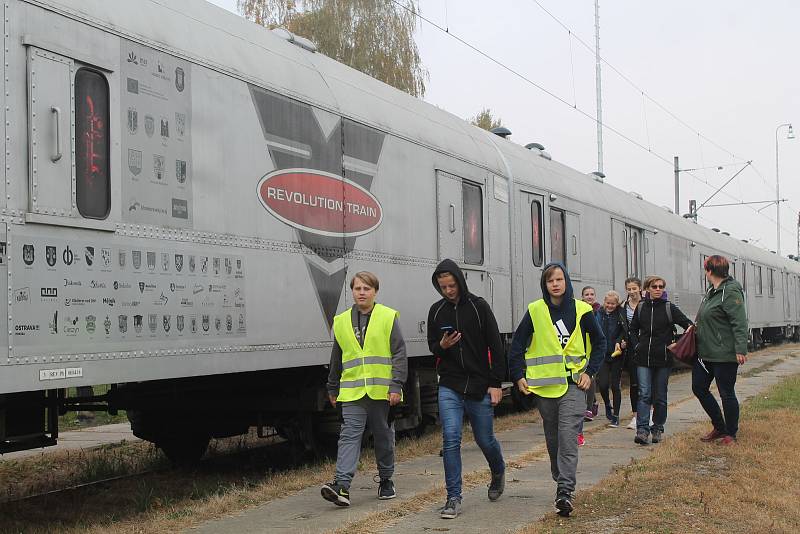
75, 68, 110, 219
462, 181, 483, 265
769, 269, 775, 297
756, 266, 763, 296
550, 208, 566, 265
531, 200, 543, 267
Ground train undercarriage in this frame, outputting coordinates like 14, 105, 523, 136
2, 325, 796, 461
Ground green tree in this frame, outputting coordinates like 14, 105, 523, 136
238, 0, 427, 97
470, 108, 504, 131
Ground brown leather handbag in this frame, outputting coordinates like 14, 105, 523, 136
671, 299, 703, 364
671, 324, 697, 364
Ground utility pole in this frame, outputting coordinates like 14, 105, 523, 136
674, 156, 679, 215
594, 0, 603, 174
797, 211, 800, 259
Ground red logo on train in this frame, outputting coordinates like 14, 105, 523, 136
257, 169, 383, 237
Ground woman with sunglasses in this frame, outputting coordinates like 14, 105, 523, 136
628, 276, 693, 445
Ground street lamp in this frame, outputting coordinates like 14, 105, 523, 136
776, 123, 795, 255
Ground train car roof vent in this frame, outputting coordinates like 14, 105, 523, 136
629, 191, 643, 200
741, 239, 749, 243
524, 142, 551, 160
722, 231, 730, 236
271, 28, 318, 52
712, 228, 720, 232
661, 205, 674, 213
490, 127, 512, 139
590, 171, 605, 183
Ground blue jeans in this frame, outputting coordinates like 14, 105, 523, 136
636, 366, 671, 433
439, 385, 505, 499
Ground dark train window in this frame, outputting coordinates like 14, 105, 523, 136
75, 68, 110, 219
462, 182, 483, 265
769, 269, 775, 297
531, 200, 543, 267
550, 208, 565, 265
756, 266, 763, 296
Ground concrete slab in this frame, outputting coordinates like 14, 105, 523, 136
0, 423, 138, 461
187, 347, 800, 534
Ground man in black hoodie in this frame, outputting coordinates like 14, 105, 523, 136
508, 262, 605, 517
427, 259, 506, 519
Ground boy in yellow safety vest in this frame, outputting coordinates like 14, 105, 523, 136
508, 263, 606, 517
321, 272, 407, 507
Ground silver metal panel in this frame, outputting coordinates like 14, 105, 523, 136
27, 47, 74, 216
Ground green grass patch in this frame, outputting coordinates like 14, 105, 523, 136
743, 374, 800, 412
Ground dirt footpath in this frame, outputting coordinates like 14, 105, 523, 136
187, 346, 800, 534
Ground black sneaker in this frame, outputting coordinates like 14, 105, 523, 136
554, 492, 574, 517
651, 430, 663, 443
634, 430, 650, 445
321, 482, 350, 507
378, 478, 396, 500
488, 471, 505, 501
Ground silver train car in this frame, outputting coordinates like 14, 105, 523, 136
1, 0, 798, 459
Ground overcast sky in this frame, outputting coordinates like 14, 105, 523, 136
208, 0, 800, 256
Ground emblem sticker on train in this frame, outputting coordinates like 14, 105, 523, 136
257, 169, 383, 237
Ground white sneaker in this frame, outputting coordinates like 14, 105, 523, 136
626, 416, 636, 430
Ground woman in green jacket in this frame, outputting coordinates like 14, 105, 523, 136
692, 255, 748, 445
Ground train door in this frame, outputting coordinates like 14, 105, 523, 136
565, 211, 581, 280
519, 190, 545, 306
26, 47, 112, 224
611, 219, 627, 291
436, 170, 489, 299
644, 230, 656, 275
627, 226, 644, 279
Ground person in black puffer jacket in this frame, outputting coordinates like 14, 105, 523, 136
629, 275, 692, 445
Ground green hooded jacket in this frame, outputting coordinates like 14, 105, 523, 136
696, 277, 748, 362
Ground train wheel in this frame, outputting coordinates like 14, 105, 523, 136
157, 433, 210, 467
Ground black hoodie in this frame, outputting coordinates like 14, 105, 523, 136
427, 259, 506, 399
508, 262, 605, 383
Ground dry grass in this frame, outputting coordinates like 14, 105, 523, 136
518, 373, 800, 534
0, 408, 539, 533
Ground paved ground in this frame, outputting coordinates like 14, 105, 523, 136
0, 423, 138, 461
187, 346, 800, 534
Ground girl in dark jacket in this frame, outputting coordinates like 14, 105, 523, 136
629, 276, 692, 445
594, 290, 628, 427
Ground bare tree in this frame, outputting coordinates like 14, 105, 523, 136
238, 0, 427, 97
469, 108, 504, 131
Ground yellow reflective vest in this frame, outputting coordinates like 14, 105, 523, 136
524, 299, 593, 398
333, 303, 398, 402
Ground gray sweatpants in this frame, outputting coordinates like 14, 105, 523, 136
536, 383, 584, 495
334, 397, 395, 489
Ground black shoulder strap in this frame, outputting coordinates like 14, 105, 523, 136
665, 302, 673, 325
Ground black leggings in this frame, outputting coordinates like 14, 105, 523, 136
597, 358, 624, 416
626, 356, 639, 412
